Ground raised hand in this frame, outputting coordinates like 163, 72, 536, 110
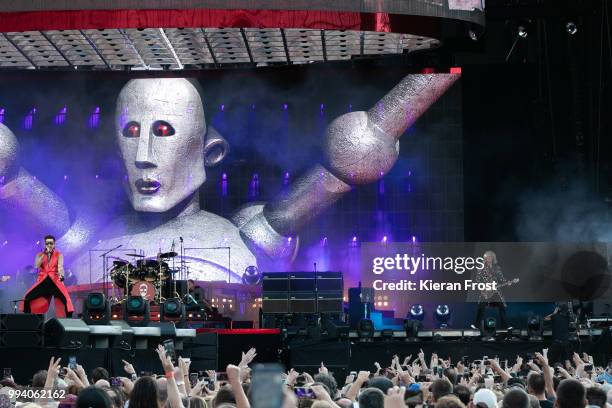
357, 371, 370, 383
319, 362, 329, 375
239, 348, 257, 367
403, 355, 413, 366
227, 364, 241, 384
156, 344, 175, 373
286, 368, 299, 386
385, 386, 406, 408
122, 359, 136, 375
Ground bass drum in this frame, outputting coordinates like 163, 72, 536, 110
130, 280, 156, 302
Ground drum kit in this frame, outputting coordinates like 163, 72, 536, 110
108, 251, 179, 304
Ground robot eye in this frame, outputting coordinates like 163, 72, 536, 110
152, 121, 175, 137
122, 121, 140, 138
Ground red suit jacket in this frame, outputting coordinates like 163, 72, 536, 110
22, 250, 74, 312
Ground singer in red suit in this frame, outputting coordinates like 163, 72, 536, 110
21, 235, 74, 317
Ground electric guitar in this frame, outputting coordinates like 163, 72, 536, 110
480, 277, 520, 300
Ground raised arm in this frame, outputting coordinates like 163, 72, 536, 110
233, 74, 460, 259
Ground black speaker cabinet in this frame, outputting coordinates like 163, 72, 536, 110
44, 318, 90, 348
0, 331, 44, 348
262, 292, 289, 314
289, 293, 317, 313
0, 313, 44, 331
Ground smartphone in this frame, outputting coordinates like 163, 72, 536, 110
2, 368, 10, 379
251, 364, 284, 408
494, 375, 502, 383
110, 377, 122, 387
417, 375, 428, 382
216, 372, 229, 382
162, 339, 177, 363
473, 360, 482, 366
462, 356, 469, 365
294, 386, 316, 399
69, 356, 77, 370
350, 371, 357, 376
59, 367, 67, 378
585, 364, 593, 372
484, 360, 491, 366
140, 371, 152, 377
189, 373, 199, 387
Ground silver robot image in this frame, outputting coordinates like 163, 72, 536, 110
0, 74, 459, 284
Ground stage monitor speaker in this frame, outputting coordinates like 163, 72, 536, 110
44, 318, 90, 348
289, 272, 316, 292
109, 320, 134, 349
317, 292, 343, 313
0, 331, 44, 348
0, 313, 44, 331
316, 272, 344, 292
262, 273, 289, 292
289, 293, 317, 313
262, 292, 289, 314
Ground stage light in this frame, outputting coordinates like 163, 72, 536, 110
242, 265, 261, 285
161, 298, 185, 326
283, 103, 288, 110
0, 108, 4, 123
518, 26, 528, 39
409, 304, 425, 321
435, 304, 451, 328
220, 104, 225, 111
83, 293, 111, 325
483, 317, 497, 340
527, 316, 543, 340
404, 319, 420, 341
412, 236, 417, 243
357, 318, 375, 340
54, 106, 67, 125
123, 296, 150, 327
382, 236, 388, 243
566, 22, 578, 35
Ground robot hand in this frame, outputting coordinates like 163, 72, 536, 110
0, 123, 20, 182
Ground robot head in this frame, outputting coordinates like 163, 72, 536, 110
115, 78, 227, 213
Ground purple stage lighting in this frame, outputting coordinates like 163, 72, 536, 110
221, 172, 228, 197
349, 104, 353, 112
220, 104, 225, 111
382, 236, 388, 243
283, 103, 288, 110
321, 236, 328, 247
249, 173, 260, 199
55, 106, 67, 125
351, 236, 358, 247
89, 107, 100, 128
24, 108, 36, 130
0, 108, 4, 123
283, 172, 290, 186
412, 236, 417, 243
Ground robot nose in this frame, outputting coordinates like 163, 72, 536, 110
135, 129, 157, 168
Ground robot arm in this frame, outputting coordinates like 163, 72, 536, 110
235, 74, 459, 259
0, 123, 71, 237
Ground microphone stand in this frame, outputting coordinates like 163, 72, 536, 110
99, 244, 122, 300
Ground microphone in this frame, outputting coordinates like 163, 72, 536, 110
171, 239, 175, 250
313, 262, 317, 273
179, 237, 183, 243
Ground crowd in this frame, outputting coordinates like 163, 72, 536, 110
0, 347, 611, 408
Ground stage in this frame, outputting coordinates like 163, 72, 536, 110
1, 324, 610, 385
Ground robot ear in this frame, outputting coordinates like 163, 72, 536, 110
204, 126, 230, 167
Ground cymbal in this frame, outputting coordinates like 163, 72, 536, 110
125, 253, 145, 257
113, 260, 129, 266
159, 251, 178, 258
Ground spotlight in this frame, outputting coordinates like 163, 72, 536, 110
403, 319, 420, 341
527, 316, 543, 340
434, 304, 451, 328
161, 298, 185, 326
409, 304, 425, 321
357, 318, 375, 340
566, 22, 578, 35
242, 266, 261, 285
83, 293, 111, 325
518, 26, 528, 39
123, 296, 150, 327
482, 317, 497, 340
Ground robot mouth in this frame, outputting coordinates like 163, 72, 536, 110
135, 178, 161, 194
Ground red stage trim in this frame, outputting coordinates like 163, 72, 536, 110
196, 328, 280, 335
0, 8, 437, 35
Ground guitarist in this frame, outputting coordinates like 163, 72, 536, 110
471, 250, 511, 330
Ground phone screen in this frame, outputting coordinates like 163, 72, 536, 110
110, 377, 122, 387
294, 387, 316, 399
216, 372, 229, 382
189, 373, 199, 387
251, 364, 284, 408
69, 356, 77, 370
162, 339, 177, 362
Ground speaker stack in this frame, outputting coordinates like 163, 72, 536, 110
0, 313, 45, 348
261, 272, 344, 329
